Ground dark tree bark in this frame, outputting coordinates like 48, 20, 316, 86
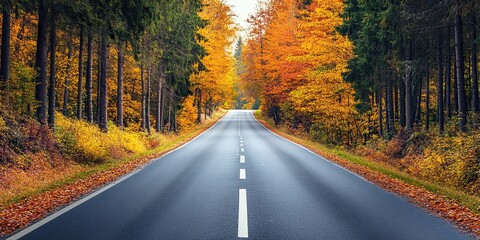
400, 77, 406, 127
377, 73, 383, 137
155, 66, 164, 132
77, 27, 84, 120
63, 32, 73, 116
145, 66, 151, 134
98, 30, 108, 131
437, 31, 445, 133
471, 16, 479, 117
168, 98, 172, 130
156, 73, 163, 132
394, 78, 399, 120
386, 70, 394, 137
197, 88, 202, 123
35, 0, 48, 125
159, 84, 165, 132
96, 35, 102, 123
425, 63, 430, 131
0, 0, 11, 87
140, 62, 146, 130
454, 4, 467, 131
116, 43, 124, 128
86, 30, 93, 123
48, 8, 57, 128
446, 27, 452, 119
405, 39, 414, 131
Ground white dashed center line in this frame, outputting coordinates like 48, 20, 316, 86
240, 155, 245, 163
241, 148, 244, 152
238, 189, 248, 238
240, 169, 246, 180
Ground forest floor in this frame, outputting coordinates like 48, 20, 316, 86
255, 111, 480, 239
0, 110, 226, 237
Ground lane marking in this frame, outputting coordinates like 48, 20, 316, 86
240, 144, 244, 147
240, 155, 245, 164
241, 148, 244, 152
6, 113, 230, 240
238, 189, 248, 238
240, 169, 246, 180
240, 140, 243, 143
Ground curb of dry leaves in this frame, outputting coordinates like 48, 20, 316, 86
0, 114, 224, 238
254, 114, 480, 239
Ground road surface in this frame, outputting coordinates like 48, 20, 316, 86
8, 110, 473, 240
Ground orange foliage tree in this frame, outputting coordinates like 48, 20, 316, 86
241, 0, 360, 145
188, 0, 237, 123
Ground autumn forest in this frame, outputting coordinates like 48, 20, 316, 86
0, 0, 480, 237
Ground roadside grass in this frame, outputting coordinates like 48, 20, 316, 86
1, 110, 225, 208
254, 110, 480, 215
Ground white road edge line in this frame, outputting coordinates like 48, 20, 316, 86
238, 189, 248, 238
6, 112, 229, 240
240, 155, 245, 164
240, 169, 246, 180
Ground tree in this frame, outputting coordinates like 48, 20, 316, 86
454, 1, 467, 131
0, 0, 11, 88
34, 0, 48, 125
48, 3, 57, 128
116, 43, 124, 128
77, 27, 84, 120
85, 30, 93, 122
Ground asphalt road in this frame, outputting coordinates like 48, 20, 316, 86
8, 110, 473, 240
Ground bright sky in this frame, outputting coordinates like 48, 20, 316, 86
225, 0, 258, 37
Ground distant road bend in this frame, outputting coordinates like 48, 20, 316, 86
8, 110, 473, 240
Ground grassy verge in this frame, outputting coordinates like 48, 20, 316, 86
254, 110, 480, 215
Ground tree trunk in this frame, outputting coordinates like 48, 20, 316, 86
77, 27, 84, 120
400, 77, 406, 127
98, 30, 108, 132
394, 78, 399, 120
48, 8, 57, 128
426, 63, 430, 131
116, 43, 124, 128
156, 76, 163, 132
63, 32, 73, 116
86, 30, 93, 123
377, 73, 383, 137
96, 35, 102, 123
159, 85, 164, 132
471, 15, 479, 119
454, 4, 467, 131
140, 62, 145, 130
438, 30, 445, 133
35, 0, 48, 125
145, 66, 151, 134
168, 99, 172, 131
405, 39, 414, 131
446, 27, 452, 119
386, 70, 394, 137
197, 88, 202, 123
0, 0, 11, 87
